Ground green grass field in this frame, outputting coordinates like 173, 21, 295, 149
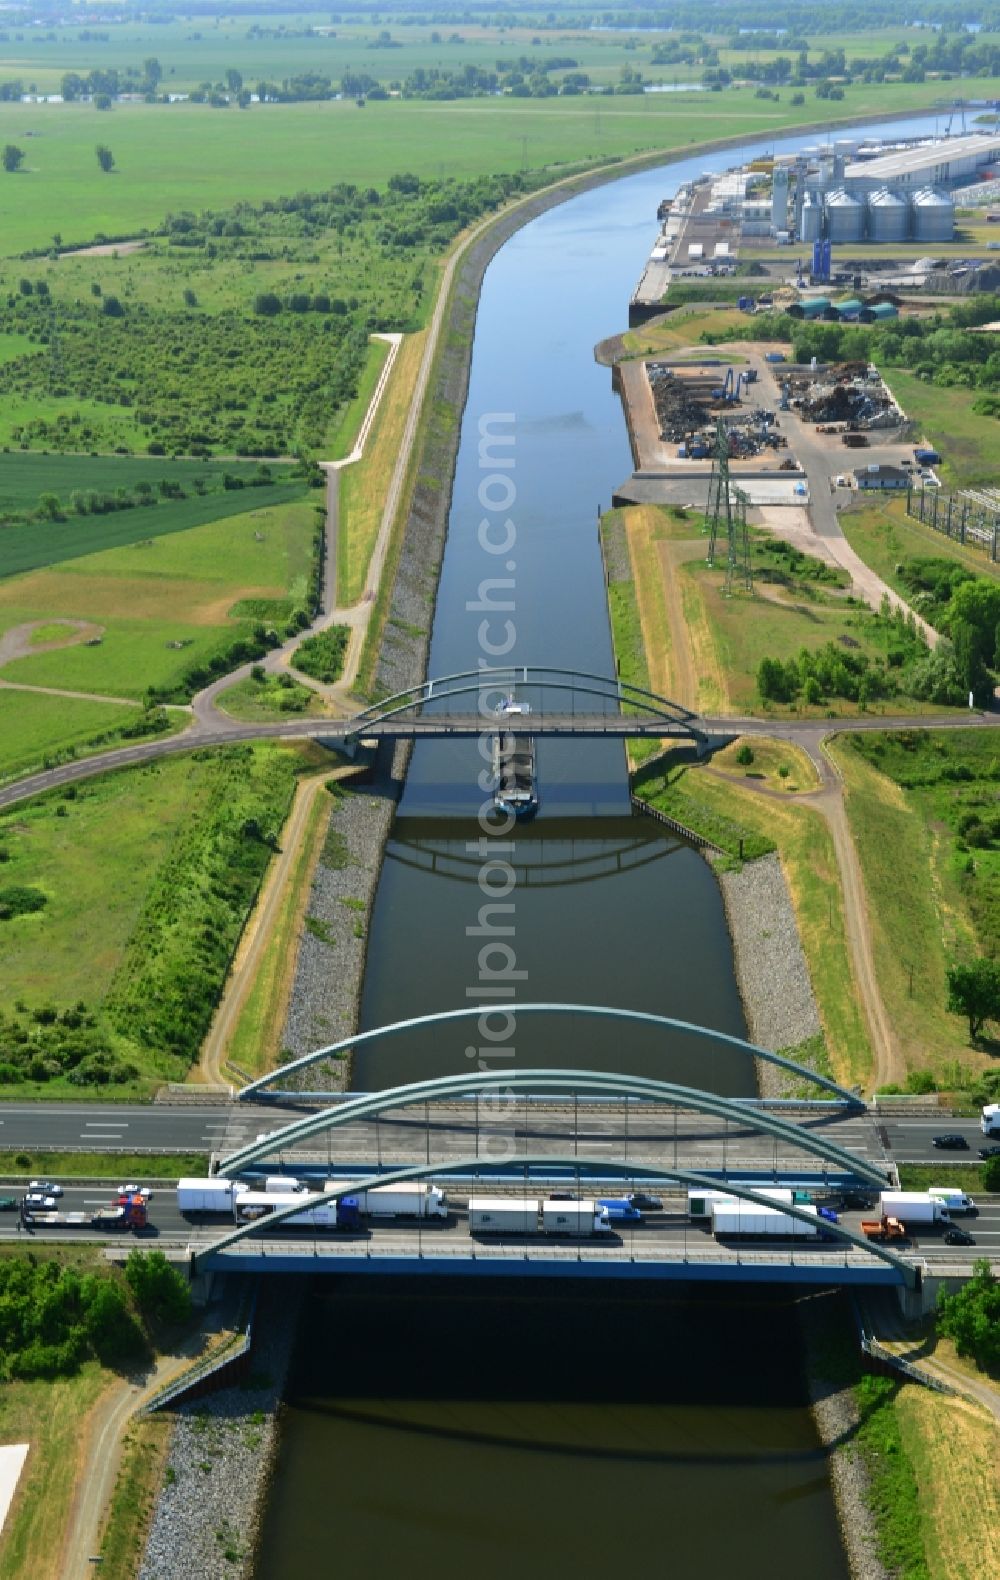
840, 499, 1000, 600
216, 673, 325, 721
0, 495, 317, 698
0, 472, 305, 578
0, 79, 980, 257
0, 688, 144, 783
0, 743, 314, 1095
881, 369, 1000, 489
326, 336, 391, 462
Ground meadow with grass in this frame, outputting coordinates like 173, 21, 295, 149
0, 742, 325, 1094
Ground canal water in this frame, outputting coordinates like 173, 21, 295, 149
256, 114, 941, 1578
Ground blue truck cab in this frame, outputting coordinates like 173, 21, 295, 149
597, 1198, 643, 1223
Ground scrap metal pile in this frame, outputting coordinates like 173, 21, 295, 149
791, 362, 898, 428
647, 363, 712, 441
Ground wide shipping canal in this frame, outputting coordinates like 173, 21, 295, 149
255, 113, 942, 1577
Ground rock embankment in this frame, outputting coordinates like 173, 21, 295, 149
715, 851, 823, 1095
139, 1281, 302, 1580
278, 785, 394, 1090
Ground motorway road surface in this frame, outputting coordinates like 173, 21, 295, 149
2, 1180, 998, 1272
0, 1101, 993, 1167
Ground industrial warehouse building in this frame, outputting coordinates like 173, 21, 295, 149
853, 464, 910, 491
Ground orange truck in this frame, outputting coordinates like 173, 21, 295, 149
860, 1215, 907, 1243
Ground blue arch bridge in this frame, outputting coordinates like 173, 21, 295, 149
187, 1007, 930, 1304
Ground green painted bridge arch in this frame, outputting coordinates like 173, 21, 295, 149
237, 1004, 862, 1104
193, 1154, 916, 1287
220, 1068, 881, 1183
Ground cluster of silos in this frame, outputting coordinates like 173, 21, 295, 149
795, 184, 954, 244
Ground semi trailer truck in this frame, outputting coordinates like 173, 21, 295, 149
711, 1203, 820, 1238
469, 1197, 612, 1237
879, 1191, 950, 1226
323, 1182, 448, 1219
177, 1178, 248, 1214
236, 1192, 361, 1230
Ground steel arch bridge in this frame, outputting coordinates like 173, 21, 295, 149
237, 1005, 863, 1103
200, 1080, 909, 1289
343, 665, 706, 742
222, 1069, 876, 1178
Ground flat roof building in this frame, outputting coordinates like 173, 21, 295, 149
843, 133, 1000, 191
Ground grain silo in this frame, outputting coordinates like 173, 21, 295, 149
911, 187, 954, 243
868, 187, 909, 243
771, 166, 789, 232
799, 190, 821, 242
825, 189, 864, 243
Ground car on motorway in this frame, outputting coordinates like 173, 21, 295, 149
0, 1196, 17, 1211
28, 1179, 62, 1197
931, 1134, 969, 1150
979, 1144, 1000, 1160
943, 1226, 976, 1246
23, 1192, 57, 1209
630, 1193, 663, 1212
836, 1191, 874, 1211
118, 1184, 152, 1200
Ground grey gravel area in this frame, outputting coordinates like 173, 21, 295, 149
139, 1281, 302, 1580
278, 787, 394, 1090
801, 1297, 891, 1580
715, 851, 822, 1095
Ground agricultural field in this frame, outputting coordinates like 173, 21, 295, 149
0, 76, 977, 257
0, 743, 323, 1095
0, 494, 319, 700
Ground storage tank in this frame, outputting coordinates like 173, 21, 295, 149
911, 187, 954, 243
834, 138, 857, 160
771, 166, 789, 232
868, 187, 908, 243
825, 189, 864, 243
799, 191, 821, 242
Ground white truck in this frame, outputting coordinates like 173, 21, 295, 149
324, 1181, 448, 1219
264, 1176, 308, 1195
176, 1178, 248, 1214
711, 1203, 819, 1238
469, 1197, 540, 1235
927, 1187, 976, 1215
879, 1190, 950, 1226
688, 1187, 798, 1219
236, 1192, 339, 1228
982, 1103, 1000, 1136
469, 1197, 612, 1237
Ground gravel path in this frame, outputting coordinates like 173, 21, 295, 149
715, 851, 822, 1095
139, 1281, 302, 1580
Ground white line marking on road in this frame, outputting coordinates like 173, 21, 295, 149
84, 1121, 128, 1128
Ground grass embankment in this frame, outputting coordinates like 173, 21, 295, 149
0, 1152, 207, 1179
635, 749, 872, 1089
881, 368, 1000, 489
225, 782, 335, 1080
827, 731, 995, 1083
326, 336, 391, 462
0, 1360, 114, 1580
619, 309, 748, 358
0, 689, 182, 787
337, 329, 426, 606
0, 743, 319, 1096
897, 1163, 993, 1192
0, 495, 317, 705
94, 1414, 174, 1580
